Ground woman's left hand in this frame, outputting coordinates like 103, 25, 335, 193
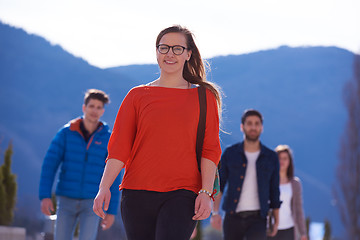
192, 192, 212, 220
267, 223, 278, 237
101, 214, 115, 230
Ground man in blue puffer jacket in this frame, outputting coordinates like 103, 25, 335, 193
39, 89, 120, 240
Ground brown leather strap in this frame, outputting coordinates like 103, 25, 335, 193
196, 85, 207, 172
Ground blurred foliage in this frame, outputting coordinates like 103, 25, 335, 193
323, 219, 332, 240
335, 54, 360, 239
0, 142, 17, 225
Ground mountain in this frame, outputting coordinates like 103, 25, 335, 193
0, 21, 355, 238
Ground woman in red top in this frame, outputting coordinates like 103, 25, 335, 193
93, 25, 222, 240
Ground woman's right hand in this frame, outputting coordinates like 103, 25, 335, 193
210, 214, 222, 230
93, 187, 111, 219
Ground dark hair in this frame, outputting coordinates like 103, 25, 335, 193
84, 89, 110, 106
241, 109, 263, 124
156, 25, 222, 111
275, 145, 294, 179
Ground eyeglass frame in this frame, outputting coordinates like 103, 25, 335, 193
156, 44, 189, 55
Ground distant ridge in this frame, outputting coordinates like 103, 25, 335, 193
0, 21, 355, 237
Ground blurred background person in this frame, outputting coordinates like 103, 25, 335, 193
39, 89, 120, 240
268, 144, 307, 240
211, 109, 281, 240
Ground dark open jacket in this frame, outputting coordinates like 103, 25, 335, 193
219, 141, 281, 218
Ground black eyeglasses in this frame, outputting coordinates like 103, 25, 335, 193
156, 44, 188, 55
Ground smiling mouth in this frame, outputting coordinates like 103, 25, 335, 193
164, 60, 176, 64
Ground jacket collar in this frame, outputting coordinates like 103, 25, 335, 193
69, 117, 106, 134
237, 141, 269, 157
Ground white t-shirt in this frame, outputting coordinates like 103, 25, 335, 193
278, 182, 295, 229
236, 150, 260, 212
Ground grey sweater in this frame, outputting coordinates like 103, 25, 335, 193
291, 177, 307, 239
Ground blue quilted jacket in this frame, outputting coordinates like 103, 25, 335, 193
39, 117, 120, 215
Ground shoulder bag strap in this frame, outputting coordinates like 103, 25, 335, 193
196, 85, 207, 172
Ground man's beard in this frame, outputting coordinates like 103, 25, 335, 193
245, 134, 260, 142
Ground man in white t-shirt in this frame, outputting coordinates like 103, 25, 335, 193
211, 109, 281, 240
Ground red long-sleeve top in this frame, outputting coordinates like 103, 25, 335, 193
107, 85, 221, 193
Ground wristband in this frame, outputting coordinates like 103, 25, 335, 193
198, 189, 212, 198
212, 211, 220, 216
198, 189, 216, 201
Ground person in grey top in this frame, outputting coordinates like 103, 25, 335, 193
268, 145, 308, 240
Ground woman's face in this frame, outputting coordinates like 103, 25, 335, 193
156, 32, 192, 75
278, 151, 290, 172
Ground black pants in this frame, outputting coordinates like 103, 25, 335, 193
121, 189, 197, 240
223, 211, 267, 240
268, 227, 294, 240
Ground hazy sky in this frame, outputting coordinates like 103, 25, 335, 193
1, 0, 359, 68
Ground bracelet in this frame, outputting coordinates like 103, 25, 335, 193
198, 189, 212, 198
212, 211, 220, 216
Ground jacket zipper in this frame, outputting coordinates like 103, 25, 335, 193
80, 126, 103, 198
